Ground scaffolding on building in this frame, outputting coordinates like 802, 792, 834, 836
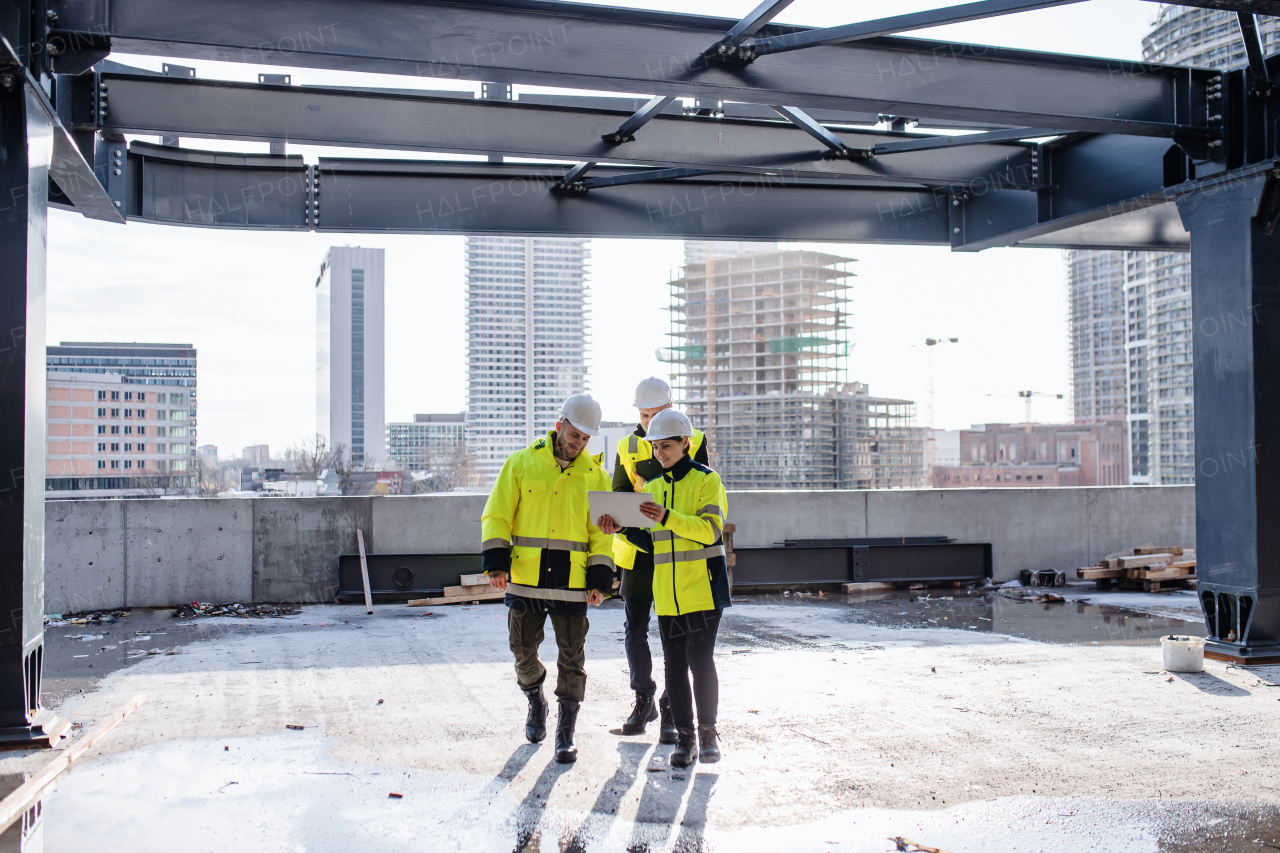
662, 247, 925, 490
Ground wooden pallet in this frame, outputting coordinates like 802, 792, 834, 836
1078, 567, 1124, 580
1125, 565, 1196, 581
1117, 576, 1197, 593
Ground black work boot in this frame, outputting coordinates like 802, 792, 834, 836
521, 683, 548, 743
657, 696, 679, 745
697, 724, 720, 763
554, 699, 581, 764
621, 691, 658, 736
669, 727, 697, 768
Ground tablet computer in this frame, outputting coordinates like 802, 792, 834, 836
588, 491, 654, 529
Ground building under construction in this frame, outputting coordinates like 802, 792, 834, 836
665, 243, 925, 490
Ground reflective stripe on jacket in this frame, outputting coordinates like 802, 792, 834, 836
641, 454, 731, 616
613, 428, 706, 570
480, 431, 615, 594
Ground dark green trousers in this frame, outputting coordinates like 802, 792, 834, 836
508, 608, 589, 702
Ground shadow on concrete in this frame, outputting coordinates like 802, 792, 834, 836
558, 742, 651, 852
625, 751, 694, 853
513, 757, 577, 852
1170, 671, 1252, 696
672, 772, 717, 853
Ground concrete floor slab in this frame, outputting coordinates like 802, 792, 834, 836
32, 599, 1280, 852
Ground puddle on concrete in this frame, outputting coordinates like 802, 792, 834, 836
43, 607, 327, 708
728, 588, 1206, 647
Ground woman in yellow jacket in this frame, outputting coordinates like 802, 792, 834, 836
603, 407, 729, 767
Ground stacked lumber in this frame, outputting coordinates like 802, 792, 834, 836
1076, 545, 1196, 592
408, 573, 505, 607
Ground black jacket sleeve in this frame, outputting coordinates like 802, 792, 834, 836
482, 548, 511, 573
611, 452, 634, 492
694, 438, 710, 466
586, 563, 614, 594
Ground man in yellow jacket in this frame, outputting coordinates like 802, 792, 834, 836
482, 394, 615, 764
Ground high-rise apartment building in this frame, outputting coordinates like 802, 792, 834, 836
666, 242, 925, 490
1066, 251, 1128, 423
317, 247, 385, 469
465, 236, 589, 484
385, 413, 466, 469
1066, 7, 1280, 485
44, 342, 198, 498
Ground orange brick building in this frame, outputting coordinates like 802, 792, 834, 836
931, 420, 1128, 488
45, 342, 198, 498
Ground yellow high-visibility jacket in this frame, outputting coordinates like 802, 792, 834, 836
613, 428, 707, 570
639, 454, 731, 617
480, 432, 615, 604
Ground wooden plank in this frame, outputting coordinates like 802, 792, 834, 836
1135, 546, 1184, 556
1170, 560, 1196, 570
356, 529, 373, 615
459, 573, 489, 586
1117, 553, 1173, 568
1127, 565, 1194, 581
409, 590, 505, 606
0, 694, 146, 834
443, 583, 494, 598
1077, 567, 1124, 579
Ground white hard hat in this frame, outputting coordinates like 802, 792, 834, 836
633, 376, 673, 408
558, 394, 603, 436
645, 408, 694, 442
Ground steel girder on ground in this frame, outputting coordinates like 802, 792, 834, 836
48, 0, 1220, 137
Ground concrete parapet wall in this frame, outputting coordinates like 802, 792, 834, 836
44, 486, 1194, 612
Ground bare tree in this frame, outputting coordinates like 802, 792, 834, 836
285, 434, 344, 479
412, 442, 481, 493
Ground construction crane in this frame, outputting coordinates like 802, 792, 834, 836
985, 390, 1065, 432
1016, 390, 1064, 432
922, 337, 960, 427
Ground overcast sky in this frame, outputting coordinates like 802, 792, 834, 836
46, 0, 1164, 457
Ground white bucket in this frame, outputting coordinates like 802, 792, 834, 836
1162, 635, 1206, 673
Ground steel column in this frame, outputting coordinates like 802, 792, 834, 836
1175, 165, 1280, 664
0, 82, 62, 745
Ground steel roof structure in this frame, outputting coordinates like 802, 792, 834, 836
2, 0, 1280, 742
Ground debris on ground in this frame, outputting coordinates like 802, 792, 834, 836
286, 724, 305, 731
46, 610, 130, 627
891, 838, 953, 853
388, 792, 403, 799
126, 648, 182, 657
1019, 569, 1066, 588
1077, 543, 1196, 592
173, 602, 300, 619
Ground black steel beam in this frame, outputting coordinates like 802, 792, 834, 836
872, 127, 1063, 155
0, 79, 62, 747
121, 144, 954, 243
1237, 13, 1273, 97
48, 0, 1214, 136
747, 0, 1086, 59
1173, 164, 1280, 663
952, 133, 1181, 251
95, 71, 1037, 188
577, 167, 718, 190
